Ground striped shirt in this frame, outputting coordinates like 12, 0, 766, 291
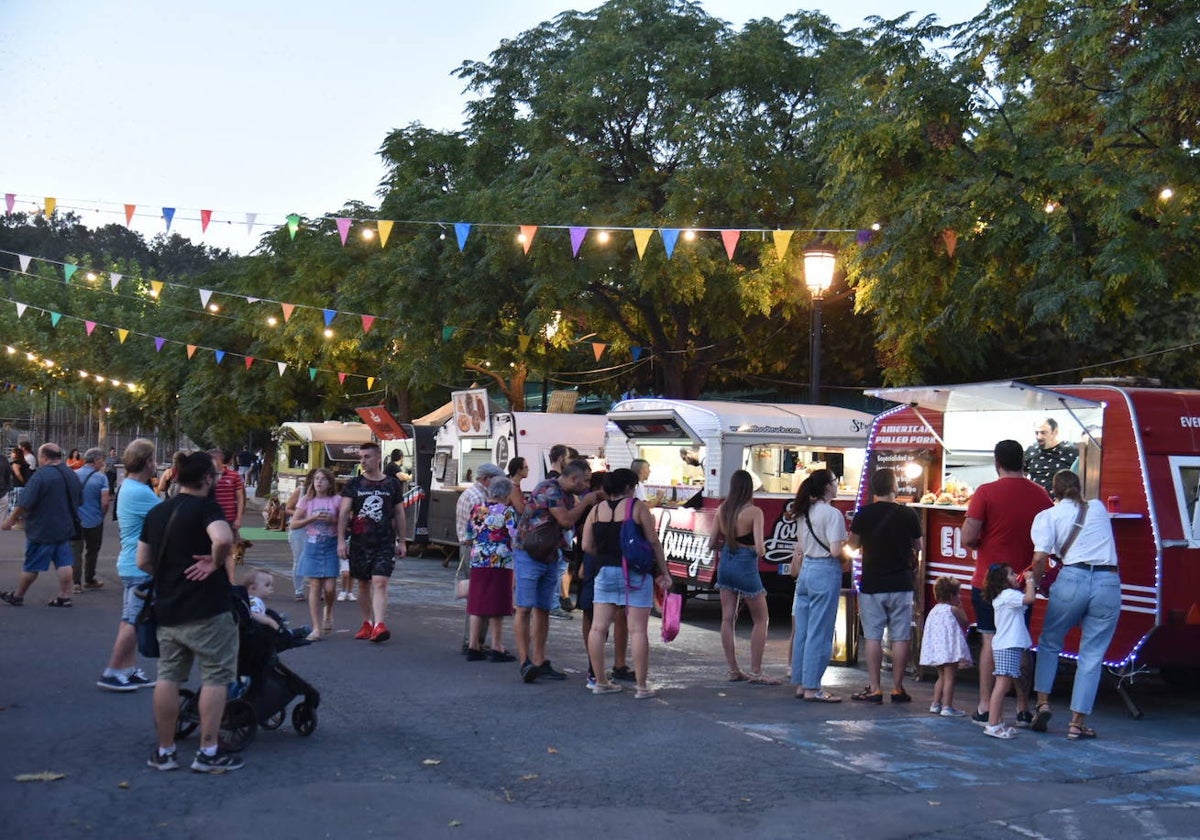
213, 467, 244, 525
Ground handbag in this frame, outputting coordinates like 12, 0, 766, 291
454, 578, 470, 600
522, 518, 562, 562
660, 589, 682, 642
1037, 502, 1087, 597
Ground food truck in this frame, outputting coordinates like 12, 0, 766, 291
604, 399, 874, 599
861, 380, 1200, 700
425, 389, 607, 547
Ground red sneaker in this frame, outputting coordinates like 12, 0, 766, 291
354, 620, 374, 640
369, 622, 391, 643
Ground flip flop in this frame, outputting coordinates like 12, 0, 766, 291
727, 670, 750, 682
802, 691, 842, 703
748, 673, 783, 686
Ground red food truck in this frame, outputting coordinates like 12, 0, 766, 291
861, 381, 1200, 712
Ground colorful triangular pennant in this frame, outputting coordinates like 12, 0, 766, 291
286, 214, 300, 239
162, 207, 175, 231
454, 222, 471, 251
155, 337, 165, 352
519, 225, 537, 255
378, 220, 393, 248
200, 209, 213, 233
63, 263, 78, 282
569, 227, 587, 257
124, 204, 136, 226
323, 309, 336, 327
660, 228, 680, 260
633, 229, 653, 260
336, 217, 352, 246
85, 321, 96, 336
772, 229, 793, 259
117, 329, 128, 344
281, 303, 295, 323
721, 230, 740, 260
361, 315, 375, 334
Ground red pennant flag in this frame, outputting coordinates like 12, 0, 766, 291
281, 303, 295, 323
519, 225, 537, 255
721, 229, 740, 260
245, 357, 254, 370
338, 372, 347, 385
361, 314, 375, 334
201, 209, 213, 233
124, 204, 136, 226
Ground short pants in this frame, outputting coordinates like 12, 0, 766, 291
514, 548, 557, 611
157, 611, 238, 686
858, 591, 914, 642
349, 551, 395, 580
593, 565, 654, 609
23, 540, 73, 573
993, 647, 1025, 678
121, 575, 152, 624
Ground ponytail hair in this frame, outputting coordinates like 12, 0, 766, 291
1051, 469, 1083, 507
785, 469, 836, 521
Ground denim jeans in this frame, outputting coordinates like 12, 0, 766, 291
1034, 565, 1121, 715
791, 558, 843, 690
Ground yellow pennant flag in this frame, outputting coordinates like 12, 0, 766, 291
633, 229, 653, 260
772, 230, 794, 260
366, 377, 375, 390
149, 280, 164, 298
117, 329, 129, 344
44, 197, 57, 216
377, 220, 393, 248
186, 345, 197, 359
518, 334, 531, 353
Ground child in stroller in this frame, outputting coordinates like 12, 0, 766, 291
176, 571, 321, 751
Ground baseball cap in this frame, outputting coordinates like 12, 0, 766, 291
476, 463, 505, 480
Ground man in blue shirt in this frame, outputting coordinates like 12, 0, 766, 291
1, 444, 82, 607
72, 448, 111, 592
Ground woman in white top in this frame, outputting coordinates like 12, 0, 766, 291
1029, 469, 1120, 740
787, 469, 847, 702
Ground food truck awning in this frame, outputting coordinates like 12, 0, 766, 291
866, 381, 1102, 414
607, 409, 704, 445
277, 422, 373, 444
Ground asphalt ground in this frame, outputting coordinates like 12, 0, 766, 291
1, 498, 1198, 840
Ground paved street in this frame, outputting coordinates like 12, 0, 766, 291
1, 507, 1198, 840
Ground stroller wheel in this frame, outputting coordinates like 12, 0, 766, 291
261, 708, 286, 731
219, 699, 257, 753
176, 689, 199, 739
292, 702, 318, 736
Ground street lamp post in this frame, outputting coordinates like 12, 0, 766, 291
803, 247, 836, 404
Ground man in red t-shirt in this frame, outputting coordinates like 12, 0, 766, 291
208, 449, 245, 566
962, 439, 1052, 726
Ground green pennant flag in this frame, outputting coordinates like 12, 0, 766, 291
287, 214, 301, 240
309, 367, 317, 381
442, 325, 456, 342
50, 312, 62, 327
63, 263, 78, 282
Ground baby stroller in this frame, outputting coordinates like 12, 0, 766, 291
176, 586, 321, 752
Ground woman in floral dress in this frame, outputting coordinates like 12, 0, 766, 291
465, 477, 519, 662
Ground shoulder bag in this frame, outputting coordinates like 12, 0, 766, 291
1036, 502, 1087, 598
135, 506, 182, 659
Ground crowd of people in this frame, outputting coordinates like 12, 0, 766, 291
0, 423, 1123, 774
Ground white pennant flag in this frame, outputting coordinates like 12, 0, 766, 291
199, 289, 213, 309
16, 302, 27, 318
245, 213, 257, 235
246, 297, 260, 304
18, 254, 31, 273
109, 272, 123, 291
276, 362, 287, 377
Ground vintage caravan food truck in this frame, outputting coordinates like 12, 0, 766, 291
861, 381, 1200, 700
604, 399, 874, 598
425, 389, 607, 547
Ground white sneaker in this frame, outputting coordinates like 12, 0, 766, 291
929, 703, 942, 714
336, 592, 348, 602
940, 706, 966, 717
346, 591, 357, 602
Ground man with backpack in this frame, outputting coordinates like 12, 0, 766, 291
71, 448, 112, 592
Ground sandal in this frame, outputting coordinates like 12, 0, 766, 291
1066, 723, 1097, 740
890, 689, 913, 704
305, 632, 323, 642
47, 597, 73, 608
634, 687, 657, 699
727, 670, 750, 682
1031, 703, 1053, 732
802, 690, 842, 703
0, 591, 25, 606
748, 673, 782, 686
851, 686, 884, 703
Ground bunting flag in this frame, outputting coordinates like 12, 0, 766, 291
366, 376, 375, 390
592, 342, 606, 361
442, 325, 456, 342
215, 350, 225, 364
323, 309, 336, 327
661, 229, 681, 260
50, 312, 62, 326
336, 217, 352, 246
377, 220, 393, 248
721, 229, 740, 260
18, 254, 31, 273
519, 225, 537, 255
155, 337, 165, 352
454, 222, 471, 251
85, 321, 96, 336
630, 345, 643, 361
63, 263, 78, 282
199, 289, 213, 309
361, 314, 375, 334
44, 197, 56, 216
109, 272, 122, 291
308, 367, 317, 381
246, 297, 260, 304
149, 280, 164, 297
281, 303, 295, 323
124, 204, 136, 226
16, 303, 27, 318
275, 362, 286, 376
942, 228, 958, 258
245, 357, 254, 370
186, 345, 197, 359
286, 214, 300, 239
200, 209, 213, 233
4, 193, 14, 214
633, 229, 653, 260
772, 229, 793, 260
117, 329, 129, 344
338, 372, 347, 385
162, 207, 175, 231
569, 227, 587, 257
246, 212, 257, 235
856, 228, 872, 246
518, 334, 531, 353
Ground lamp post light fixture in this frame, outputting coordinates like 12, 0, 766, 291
803, 246, 836, 404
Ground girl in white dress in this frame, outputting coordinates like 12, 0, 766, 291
920, 576, 973, 717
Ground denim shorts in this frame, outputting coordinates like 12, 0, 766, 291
858, 591, 914, 641
23, 540, 73, 573
121, 575, 152, 624
514, 548, 557, 611
971, 586, 996, 633
592, 565, 654, 609
993, 646, 1025, 678
715, 546, 765, 597
157, 611, 238, 686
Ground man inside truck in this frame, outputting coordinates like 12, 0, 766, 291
1024, 418, 1078, 496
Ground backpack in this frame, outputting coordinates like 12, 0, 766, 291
620, 497, 656, 575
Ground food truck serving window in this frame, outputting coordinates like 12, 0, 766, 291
1168, 456, 1200, 547
744, 444, 864, 496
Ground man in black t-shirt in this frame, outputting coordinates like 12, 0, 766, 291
138, 451, 242, 774
848, 468, 923, 704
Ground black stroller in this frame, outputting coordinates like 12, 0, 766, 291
176, 586, 321, 752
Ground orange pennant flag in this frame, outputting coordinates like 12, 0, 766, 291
124, 204, 136, 226
519, 225, 538, 255
633, 229, 653, 260
186, 344, 197, 359
592, 342, 606, 362
338, 372, 347, 385
377, 220, 393, 248
117, 329, 129, 344
245, 357, 254, 370
772, 230, 793, 260
366, 377, 375, 390
281, 303, 295, 323
518, 334, 531, 353
44, 197, 56, 216
201, 210, 213, 233
721, 230, 740, 260
149, 280, 164, 298
942, 228, 958, 258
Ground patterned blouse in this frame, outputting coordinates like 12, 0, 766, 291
465, 502, 518, 569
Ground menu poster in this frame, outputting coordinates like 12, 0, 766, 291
451, 388, 490, 437
869, 449, 935, 502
